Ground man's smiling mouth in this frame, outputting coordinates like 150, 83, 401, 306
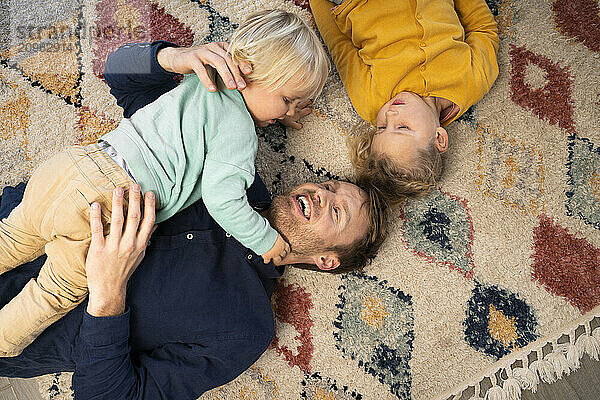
296, 195, 311, 220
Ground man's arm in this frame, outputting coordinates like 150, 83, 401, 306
73, 186, 268, 399
74, 316, 266, 399
103, 41, 180, 118
104, 41, 252, 118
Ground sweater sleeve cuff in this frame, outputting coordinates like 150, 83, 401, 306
81, 307, 131, 347
252, 226, 280, 256
150, 40, 181, 76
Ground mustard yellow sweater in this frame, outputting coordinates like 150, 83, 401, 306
310, 0, 499, 125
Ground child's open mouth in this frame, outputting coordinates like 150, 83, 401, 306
392, 100, 404, 105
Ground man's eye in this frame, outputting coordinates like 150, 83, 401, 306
283, 97, 291, 104
333, 207, 339, 220
397, 126, 408, 130
377, 126, 386, 130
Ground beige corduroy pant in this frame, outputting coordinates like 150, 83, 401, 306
0, 144, 132, 356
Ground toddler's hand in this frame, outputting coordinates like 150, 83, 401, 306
261, 234, 290, 264
278, 99, 313, 130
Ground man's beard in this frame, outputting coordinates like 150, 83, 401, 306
266, 192, 327, 257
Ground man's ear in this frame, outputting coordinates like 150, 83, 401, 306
434, 127, 448, 153
314, 255, 340, 271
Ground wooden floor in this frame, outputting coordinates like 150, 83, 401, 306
0, 378, 42, 400
3, 359, 600, 400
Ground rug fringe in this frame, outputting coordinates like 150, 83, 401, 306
436, 306, 600, 400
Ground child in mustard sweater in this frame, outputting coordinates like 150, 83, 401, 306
310, 0, 499, 200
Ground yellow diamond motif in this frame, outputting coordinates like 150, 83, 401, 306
314, 386, 337, 400
361, 295, 390, 330
488, 304, 519, 349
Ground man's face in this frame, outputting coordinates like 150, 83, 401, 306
267, 180, 369, 269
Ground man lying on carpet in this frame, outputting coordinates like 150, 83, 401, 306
0, 40, 387, 399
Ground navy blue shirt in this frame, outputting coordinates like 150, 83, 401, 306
0, 41, 284, 399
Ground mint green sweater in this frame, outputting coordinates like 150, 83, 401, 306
101, 75, 278, 255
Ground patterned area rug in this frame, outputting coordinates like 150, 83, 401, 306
0, 0, 599, 399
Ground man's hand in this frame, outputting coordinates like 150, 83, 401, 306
261, 234, 290, 264
86, 184, 156, 317
157, 42, 253, 92
278, 99, 313, 130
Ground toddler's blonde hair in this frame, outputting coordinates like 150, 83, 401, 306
228, 9, 329, 100
348, 120, 444, 204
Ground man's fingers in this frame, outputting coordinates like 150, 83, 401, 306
208, 54, 238, 90
191, 61, 217, 92
136, 191, 156, 246
216, 42, 252, 76
89, 203, 105, 248
122, 184, 142, 242
109, 186, 125, 240
213, 44, 246, 88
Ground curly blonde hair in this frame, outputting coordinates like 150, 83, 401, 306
347, 120, 444, 204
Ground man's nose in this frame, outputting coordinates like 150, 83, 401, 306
315, 188, 327, 207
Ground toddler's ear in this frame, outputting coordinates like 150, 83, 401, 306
434, 127, 448, 153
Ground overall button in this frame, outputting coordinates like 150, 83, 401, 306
419, 42, 426, 48
416, 14, 422, 20
420, 64, 426, 71
225, 233, 232, 238
247, 254, 253, 260
186, 233, 194, 240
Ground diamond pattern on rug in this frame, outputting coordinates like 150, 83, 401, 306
565, 134, 600, 230
400, 189, 475, 278
553, 0, 600, 53
301, 373, 363, 400
463, 281, 539, 360
92, 0, 195, 78
270, 280, 314, 374
196, 0, 238, 43
509, 44, 575, 133
0, 0, 83, 106
204, 366, 279, 400
0, 74, 33, 180
476, 124, 545, 215
333, 273, 413, 399
531, 214, 600, 313
75, 106, 118, 145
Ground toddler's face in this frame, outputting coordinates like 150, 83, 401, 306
240, 75, 307, 127
371, 92, 446, 164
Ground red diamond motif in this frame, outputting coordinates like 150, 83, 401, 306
93, 0, 194, 79
509, 45, 576, 133
553, 0, 600, 53
269, 280, 314, 374
531, 215, 600, 313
